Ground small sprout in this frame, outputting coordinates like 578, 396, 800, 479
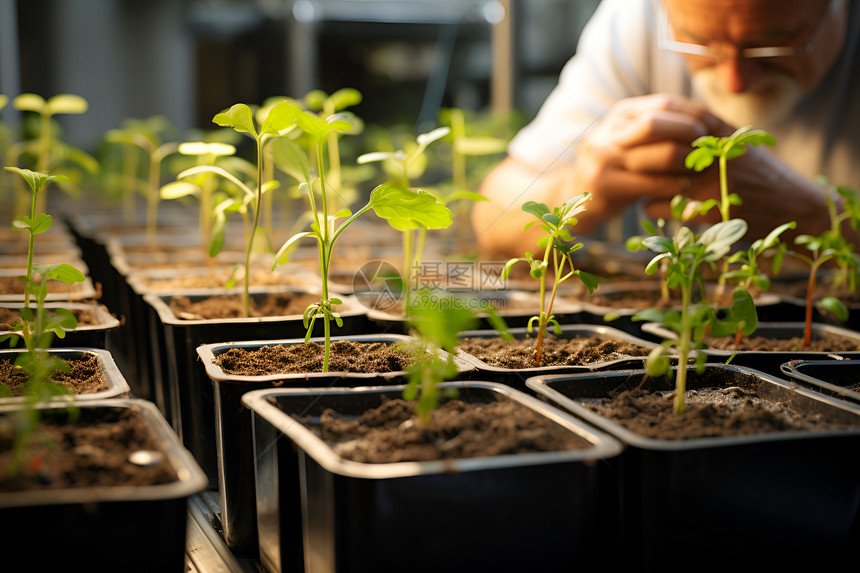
502, 193, 600, 366
631, 217, 753, 415
1, 166, 84, 477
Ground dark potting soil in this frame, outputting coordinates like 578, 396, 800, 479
456, 334, 650, 368
0, 306, 101, 330
139, 269, 306, 292
214, 340, 414, 375
168, 291, 321, 320
585, 370, 858, 441
0, 276, 79, 294
703, 332, 860, 352
0, 405, 178, 491
306, 397, 590, 463
0, 353, 108, 396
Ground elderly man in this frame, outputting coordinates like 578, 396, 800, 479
473, 0, 858, 258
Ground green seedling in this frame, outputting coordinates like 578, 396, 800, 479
400, 289, 511, 425
722, 221, 796, 344
501, 193, 600, 366
272, 106, 451, 372
357, 127, 453, 315
788, 233, 856, 347
105, 117, 180, 244
1, 167, 85, 477
303, 88, 364, 212
176, 101, 299, 317
160, 141, 238, 258
8, 93, 98, 217
817, 176, 860, 292
630, 217, 755, 415
685, 125, 777, 299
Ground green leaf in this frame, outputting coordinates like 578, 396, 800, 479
574, 269, 600, 294
45, 94, 88, 115
521, 201, 550, 219
4, 167, 69, 197
160, 181, 199, 200
12, 93, 46, 113
260, 100, 301, 137
272, 232, 314, 268
34, 263, 86, 285
271, 138, 311, 183
820, 297, 849, 322
415, 127, 451, 155
179, 141, 236, 157
213, 103, 257, 138
685, 147, 716, 172
357, 151, 407, 164
329, 87, 363, 111
368, 185, 453, 231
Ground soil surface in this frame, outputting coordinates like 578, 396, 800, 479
168, 291, 322, 320
214, 340, 414, 375
0, 353, 108, 396
0, 276, 81, 295
138, 269, 308, 292
0, 405, 178, 491
456, 334, 650, 368
584, 369, 858, 441
307, 397, 590, 463
703, 332, 860, 352
0, 306, 101, 330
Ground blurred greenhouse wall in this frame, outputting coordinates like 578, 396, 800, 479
2, 0, 599, 152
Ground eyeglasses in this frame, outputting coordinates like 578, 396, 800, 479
657, 0, 838, 60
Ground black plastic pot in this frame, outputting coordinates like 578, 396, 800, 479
144, 288, 371, 487
641, 321, 860, 378
455, 323, 659, 392
0, 398, 208, 572
1, 301, 120, 350
781, 359, 860, 407
0, 347, 131, 403
196, 333, 475, 557
526, 364, 860, 570
241, 381, 624, 573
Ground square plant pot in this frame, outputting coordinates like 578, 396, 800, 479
143, 288, 371, 486
641, 321, 860, 378
0, 398, 208, 571
1, 301, 120, 350
241, 381, 625, 573
780, 359, 860, 407
196, 333, 475, 557
1, 347, 130, 403
455, 323, 659, 392
526, 364, 860, 570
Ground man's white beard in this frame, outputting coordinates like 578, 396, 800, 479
691, 67, 805, 128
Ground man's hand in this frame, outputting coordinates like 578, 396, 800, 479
571, 93, 728, 224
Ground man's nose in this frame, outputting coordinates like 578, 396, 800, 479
715, 56, 763, 93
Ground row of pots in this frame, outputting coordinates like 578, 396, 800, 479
38, 206, 860, 571
0, 216, 208, 571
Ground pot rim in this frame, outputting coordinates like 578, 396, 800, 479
0, 398, 208, 507
240, 380, 624, 479
0, 347, 130, 403
526, 362, 860, 451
